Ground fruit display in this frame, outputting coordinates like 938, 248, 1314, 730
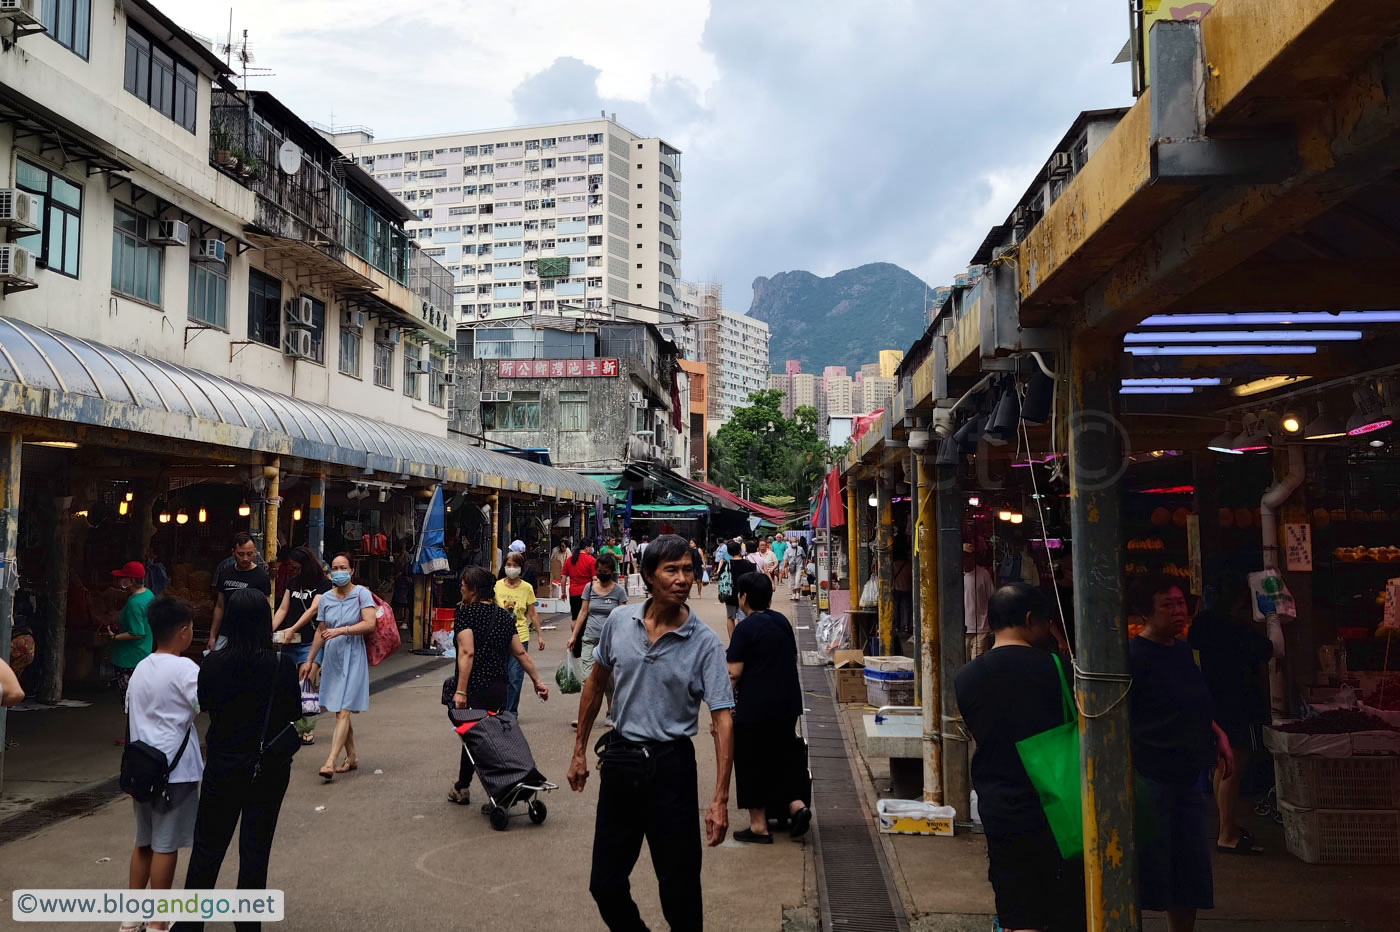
1275, 709, 1397, 734
1333, 546, 1400, 563
1127, 538, 1165, 552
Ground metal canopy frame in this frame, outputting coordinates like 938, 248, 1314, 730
0, 96, 130, 177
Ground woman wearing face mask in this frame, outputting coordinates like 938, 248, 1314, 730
298, 554, 375, 781
494, 551, 543, 717
565, 552, 627, 729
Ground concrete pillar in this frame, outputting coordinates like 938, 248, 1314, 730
0, 431, 22, 790
909, 450, 922, 696
846, 480, 859, 593
876, 466, 896, 655
412, 574, 427, 651
489, 491, 500, 570
262, 459, 281, 568
307, 474, 326, 563
917, 454, 942, 804
936, 461, 970, 821
40, 493, 72, 703
856, 477, 873, 604
1068, 334, 1138, 931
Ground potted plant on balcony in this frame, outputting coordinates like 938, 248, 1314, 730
240, 156, 262, 181
212, 126, 234, 167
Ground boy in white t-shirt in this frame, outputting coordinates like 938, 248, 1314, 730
123, 597, 202, 932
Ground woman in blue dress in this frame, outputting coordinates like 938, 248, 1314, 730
299, 553, 375, 781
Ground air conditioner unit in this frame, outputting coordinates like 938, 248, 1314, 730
1048, 151, 1073, 178
284, 328, 314, 359
410, 358, 433, 374
478, 391, 496, 403
289, 296, 315, 327
195, 239, 226, 263
0, 189, 40, 231
150, 219, 189, 247
0, 244, 36, 285
373, 326, 400, 345
341, 309, 365, 332
438, 372, 456, 386
628, 389, 644, 406
0, 0, 39, 26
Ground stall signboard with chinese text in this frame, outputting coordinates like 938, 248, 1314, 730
498, 359, 619, 378
1383, 578, 1400, 631
1285, 523, 1313, 572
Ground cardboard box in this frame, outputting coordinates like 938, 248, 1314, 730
877, 799, 955, 836
834, 649, 866, 704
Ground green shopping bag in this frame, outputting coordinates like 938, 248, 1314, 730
1015, 653, 1083, 859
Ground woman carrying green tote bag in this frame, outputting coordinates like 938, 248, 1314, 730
1016, 653, 1083, 859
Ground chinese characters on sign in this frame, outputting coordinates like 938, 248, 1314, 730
498, 359, 619, 378
1284, 523, 1313, 572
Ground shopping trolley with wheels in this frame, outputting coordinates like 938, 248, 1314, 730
448, 707, 556, 830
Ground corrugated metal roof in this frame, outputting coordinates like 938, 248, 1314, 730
0, 319, 604, 500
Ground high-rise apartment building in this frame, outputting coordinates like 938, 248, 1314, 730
825, 375, 854, 416
785, 360, 803, 375
823, 365, 848, 382
767, 372, 792, 417
863, 375, 897, 414
674, 281, 769, 428
792, 373, 818, 411
879, 349, 905, 378
860, 362, 882, 380
329, 118, 683, 326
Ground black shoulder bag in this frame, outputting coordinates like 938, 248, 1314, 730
253, 653, 301, 780
120, 721, 192, 805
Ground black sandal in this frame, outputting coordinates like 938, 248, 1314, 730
789, 807, 813, 839
733, 828, 773, 844
1216, 836, 1263, 855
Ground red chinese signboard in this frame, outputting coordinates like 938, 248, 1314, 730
498, 359, 619, 378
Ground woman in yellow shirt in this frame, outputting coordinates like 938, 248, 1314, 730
494, 551, 543, 717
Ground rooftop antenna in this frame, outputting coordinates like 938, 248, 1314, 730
219, 27, 274, 91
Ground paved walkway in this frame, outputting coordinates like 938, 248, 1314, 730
0, 590, 811, 930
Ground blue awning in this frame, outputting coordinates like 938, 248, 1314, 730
0, 318, 604, 500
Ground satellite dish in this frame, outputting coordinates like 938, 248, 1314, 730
277, 141, 303, 175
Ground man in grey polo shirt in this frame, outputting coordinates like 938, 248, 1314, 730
569, 534, 735, 932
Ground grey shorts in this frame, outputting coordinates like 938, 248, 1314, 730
133, 781, 199, 853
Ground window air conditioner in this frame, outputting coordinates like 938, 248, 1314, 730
628, 389, 643, 406
341, 309, 365, 331
373, 326, 400, 345
0, 0, 39, 26
439, 372, 456, 386
0, 244, 36, 285
289, 296, 315, 327
410, 358, 433, 375
1048, 152, 1073, 178
195, 239, 226, 263
150, 220, 189, 247
284, 328, 314, 359
478, 391, 496, 403
0, 189, 40, 231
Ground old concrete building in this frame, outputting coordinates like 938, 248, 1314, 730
452, 319, 686, 473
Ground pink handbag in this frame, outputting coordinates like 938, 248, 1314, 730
366, 593, 401, 666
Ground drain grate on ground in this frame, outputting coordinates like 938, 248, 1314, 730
795, 602, 909, 932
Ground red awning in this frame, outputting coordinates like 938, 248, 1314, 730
687, 479, 789, 523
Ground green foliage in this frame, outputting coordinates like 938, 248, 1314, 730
707, 391, 837, 514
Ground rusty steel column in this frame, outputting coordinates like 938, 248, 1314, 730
489, 491, 500, 570
1068, 334, 1138, 932
876, 466, 895, 655
936, 460, 969, 821
909, 450, 922, 697
0, 430, 21, 791
917, 453, 942, 804
846, 480, 859, 595
307, 474, 326, 563
856, 476, 873, 606
262, 459, 281, 573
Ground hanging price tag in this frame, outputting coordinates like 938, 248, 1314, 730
1383, 578, 1400, 631
1284, 523, 1313, 572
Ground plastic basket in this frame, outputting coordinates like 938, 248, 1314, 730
1274, 754, 1400, 809
1279, 802, 1400, 864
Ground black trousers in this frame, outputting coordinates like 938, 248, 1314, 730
175, 758, 291, 932
570, 595, 585, 657
590, 738, 702, 932
734, 719, 810, 813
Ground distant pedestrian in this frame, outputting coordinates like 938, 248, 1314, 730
446, 567, 549, 805
563, 542, 597, 657
956, 583, 1085, 932
123, 598, 201, 932
565, 552, 627, 729
771, 534, 789, 582
299, 554, 375, 781
496, 551, 544, 715
497, 539, 539, 590
180, 589, 299, 932
209, 534, 272, 652
721, 538, 759, 636
271, 547, 329, 747
727, 573, 811, 843
569, 534, 735, 931
688, 538, 706, 596
787, 539, 806, 602
106, 561, 154, 705
963, 544, 995, 660
550, 539, 572, 599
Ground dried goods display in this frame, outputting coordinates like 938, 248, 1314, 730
1276, 709, 1397, 734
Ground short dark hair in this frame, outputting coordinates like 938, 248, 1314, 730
735, 571, 772, 610
148, 597, 193, 644
596, 552, 618, 575
987, 583, 1050, 631
640, 534, 692, 590
459, 566, 495, 600
1128, 575, 1185, 617
233, 532, 255, 549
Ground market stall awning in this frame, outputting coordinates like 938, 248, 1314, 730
631, 504, 710, 515
686, 479, 790, 523
0, 318, 604, 500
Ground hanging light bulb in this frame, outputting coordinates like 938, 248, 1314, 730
968, 495, 981, 507
238, 501, 251, 517
867, 492, 878, 507
198, 507, 207, 524
124, 491, 134, 502
158, 510, 171, 524
175, 509, 189, 525
1009, 513, 1025, 525
292, 508, 302, 521
998, 510, 1013, 522
118, 500, 129, 516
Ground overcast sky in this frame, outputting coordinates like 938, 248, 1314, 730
165, 0, 1134, 310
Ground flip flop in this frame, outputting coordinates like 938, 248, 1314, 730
1216, 836, 1263, 855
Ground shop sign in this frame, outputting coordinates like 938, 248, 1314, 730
1186, 514, 1202, 595
1384, 578, 1400, 631
1284, 523, 1313, 572
498, 359, 619, 378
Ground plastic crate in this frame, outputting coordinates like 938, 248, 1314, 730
1279, 802, 1400, 864
1274, 754, 1400, 809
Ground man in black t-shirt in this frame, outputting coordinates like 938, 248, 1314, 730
955, 582, 1084, 932
208, 532, 273, 651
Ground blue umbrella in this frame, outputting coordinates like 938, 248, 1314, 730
414, 485, 450, 575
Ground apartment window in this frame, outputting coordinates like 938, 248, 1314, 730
247, 269, 281, 348
463, 146, 478, 157
404, 342, 422, 399
339, 325, 361, 378
40, 0, 91, 57
428, 353, 446, 408
420, 169, 447, 180
482, 390, 540, 430
15, 159, 81, 278
123, 26, 197, 133
588, 154, 603, 165
111, 205, 163, 305
587, 235, 602, 246
541, 138, 556, 148
188, 260, 228, 329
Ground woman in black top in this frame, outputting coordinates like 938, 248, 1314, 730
446, 566, 549, 805
725, 572, 811, 843
271, 548, 329, 746
721, 538, 758, 636
181, 589, 299, 932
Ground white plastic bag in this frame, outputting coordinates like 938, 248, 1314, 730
431, 627, 455, 656
860, 574, 880, 608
